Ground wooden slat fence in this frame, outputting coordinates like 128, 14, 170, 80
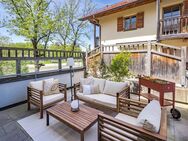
92, 41, 187, 85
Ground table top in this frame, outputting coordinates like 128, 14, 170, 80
46, 102, 102, 132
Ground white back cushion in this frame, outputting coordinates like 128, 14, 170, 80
80, 78, 94, 92
30, 80, 44, 91
103, 80, 128, 96
93, 77, 106, 93
137, 100, 161, 133
29, 78, 54, 91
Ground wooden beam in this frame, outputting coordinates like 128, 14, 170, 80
94, 24, 96, 48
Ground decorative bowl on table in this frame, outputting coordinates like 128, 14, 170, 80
71, 100, 80, 112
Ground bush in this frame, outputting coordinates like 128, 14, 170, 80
108, 52, 131, 82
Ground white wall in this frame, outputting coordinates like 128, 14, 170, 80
0, 71, 84, 108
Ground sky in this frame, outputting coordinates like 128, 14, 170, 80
0, 0, 122, 47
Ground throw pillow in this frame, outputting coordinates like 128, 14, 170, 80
143, 120, 156, 133
137, 100, 161, 133
83, 85, 91, 95
43, 79, 60, 96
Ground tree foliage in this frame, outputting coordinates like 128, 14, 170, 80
56, 0, 95, 51
1, 0, 57, 49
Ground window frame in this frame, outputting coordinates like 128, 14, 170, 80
124, 15, 137, 31
162, 4, 182, 19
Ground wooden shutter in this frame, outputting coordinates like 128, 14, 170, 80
117, 17, 124, 32
136, 12, 144, 28
183, 0, 188, 16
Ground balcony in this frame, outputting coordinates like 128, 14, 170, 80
0, 46, 187, 141
160, 16, 188, 40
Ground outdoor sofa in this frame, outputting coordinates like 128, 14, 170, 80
27, 78, 67, 118
74, 77, 130, 111
98, 94, 167, 141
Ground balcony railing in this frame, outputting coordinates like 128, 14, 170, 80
0, 47, 86, 84
160, 16, 188, 39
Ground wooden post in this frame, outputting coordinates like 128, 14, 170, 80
83, 52, 87, 78
58, 59, 62, 71
94, 24, 96, 48
0, 48, 2, 58
99, 25, 101, 47
156, 0, 160, 42
180, 46, 187, 86
16, 59, 21, 76
145, 41, 152, 76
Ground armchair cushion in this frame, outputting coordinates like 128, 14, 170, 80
103, 80, 129, 96
115, 113, 140, 127
43, 79, 60, 95
137, 100, 161, 133
29, 80, 44, 91
43, 93, 64, 105
29, 78, 54, 91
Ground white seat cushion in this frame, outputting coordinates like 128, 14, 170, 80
77, 93, 116, 108
93, 77, 106, 93
103, 80, 129, 96
43, 93, 64, 105
137, 100, 161, 133
115, 113, 139, 126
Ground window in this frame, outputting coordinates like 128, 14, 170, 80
163, 4, 181, 34
124, 16, 137, 30
117, 12, 144, 32
163, 5, 181, 19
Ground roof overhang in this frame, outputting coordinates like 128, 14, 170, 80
80, 0, 156, 22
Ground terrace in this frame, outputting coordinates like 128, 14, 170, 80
0, 46, 188, 141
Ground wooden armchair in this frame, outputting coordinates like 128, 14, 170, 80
98, 94, 167, 141
74, 82, 130, 111
27, 83, 67, 119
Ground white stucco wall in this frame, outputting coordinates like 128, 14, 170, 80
0, 71, 84, 108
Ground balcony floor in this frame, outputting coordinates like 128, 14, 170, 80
0, 96, 188, 141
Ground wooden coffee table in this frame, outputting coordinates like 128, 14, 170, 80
46, 102, 102, 141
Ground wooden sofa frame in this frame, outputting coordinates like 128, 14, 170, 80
27, 83, 67, 119
74, 82, 130, 111
98, 94, 167, 141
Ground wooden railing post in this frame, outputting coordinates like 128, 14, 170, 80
145, 41, 152, 76
180, 46, 187, 86
82, 52, 87, 78
58, 59, 62, 71
0, 48, 2, 58
16, 59, 21, 76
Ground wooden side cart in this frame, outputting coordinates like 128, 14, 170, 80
139, 76, 181, 119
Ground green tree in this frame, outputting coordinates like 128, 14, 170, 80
1, 0, 57, 50
56, 0, 95, 51
108, 52, 131, 82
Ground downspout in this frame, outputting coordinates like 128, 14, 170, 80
156, 0, 160, 42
